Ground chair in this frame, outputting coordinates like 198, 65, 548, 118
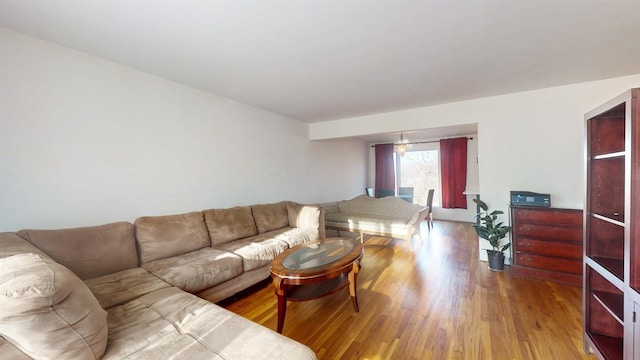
425, 189, 434, 230
366, 187, 375, 197
398, 187, 414, 203
376, 189, 395, 198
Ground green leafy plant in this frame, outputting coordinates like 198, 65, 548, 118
472, 198, 511, 254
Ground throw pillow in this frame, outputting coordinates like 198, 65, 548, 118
287, 203, 320, 230
0, 253, 108, 359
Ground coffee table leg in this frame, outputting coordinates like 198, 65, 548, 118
273, 276, 287, 333
348, 261, 360, 312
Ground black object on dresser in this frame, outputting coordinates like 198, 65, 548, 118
510, 205, 583, 286
510, 191, 551, 207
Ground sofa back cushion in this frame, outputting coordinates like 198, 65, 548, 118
319, 201, 339, 216
203, 206, 258, 245
338, 195, 424, 220
0, 253, 108, 359
17, 222, 138, 280
0, 232, 53, 261
135, 211, 211, 264
252, 202, 289, 234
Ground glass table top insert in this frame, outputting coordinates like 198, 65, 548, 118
282, 239, 355, 270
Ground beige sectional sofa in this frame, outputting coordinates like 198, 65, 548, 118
320, 195, 428, 251
0, 201, 321, 360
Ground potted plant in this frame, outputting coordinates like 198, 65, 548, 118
472, 198, 512, 271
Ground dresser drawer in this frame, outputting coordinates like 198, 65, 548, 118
515, 253, 583, 274
515, 238, 582, 259
514, 223, 583, 242
512, 208, 582, 226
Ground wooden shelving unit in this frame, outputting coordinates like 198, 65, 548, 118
584, 88, 639, 359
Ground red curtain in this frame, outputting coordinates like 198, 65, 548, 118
440, 137, 468, 209
374, 143, 395, 197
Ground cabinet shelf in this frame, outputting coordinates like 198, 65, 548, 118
589, 256, 624, 281
587, 333, 623, 360
593, 151, 625, 160
586, 214, 624, 282
589, 157, 624, 221
591, 213, 624, 227
591, 290, 623, 324
586, 267, 624, 357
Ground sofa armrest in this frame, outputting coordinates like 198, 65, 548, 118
318, 207, 326, 239
409, 207, 430, 228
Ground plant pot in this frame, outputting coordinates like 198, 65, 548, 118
486, 250, 505, 271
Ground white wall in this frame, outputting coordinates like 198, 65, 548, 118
0, 29, 368, 231
311, 74, 640, 261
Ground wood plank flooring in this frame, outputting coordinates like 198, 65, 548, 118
220, 220, 595, 360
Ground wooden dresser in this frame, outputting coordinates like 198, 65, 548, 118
510, 206, 583, 286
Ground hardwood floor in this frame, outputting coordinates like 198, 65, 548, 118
220, 221, 595, 360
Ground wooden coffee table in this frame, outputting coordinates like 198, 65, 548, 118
270, 237, 364, 333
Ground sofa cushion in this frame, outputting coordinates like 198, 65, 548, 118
142, 247, 243, 293
287, 202, 321, 230
325, 213, 410, 235
0, 336, 32, 360
203, 206, 258, 245
263, 227, 319, 248
0, 253, 108, 360
251, 202, 289, 233
0, 232, 52, 261
84, 267, 170, 309
103, 287, 316, 360
135, 211, 211, 264
17, 222, 138, 280
214, 234, 288, 271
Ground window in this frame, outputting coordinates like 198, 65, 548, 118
397, 149, 440, 206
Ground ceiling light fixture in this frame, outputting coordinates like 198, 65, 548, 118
397, 132, 408, 156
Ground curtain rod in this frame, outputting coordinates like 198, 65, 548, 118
370, 136, 473, 148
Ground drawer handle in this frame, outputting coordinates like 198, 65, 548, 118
527, 242, 532, 247
613, 212, 620, 217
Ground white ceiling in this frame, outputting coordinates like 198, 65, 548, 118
1, 0, 639, 127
